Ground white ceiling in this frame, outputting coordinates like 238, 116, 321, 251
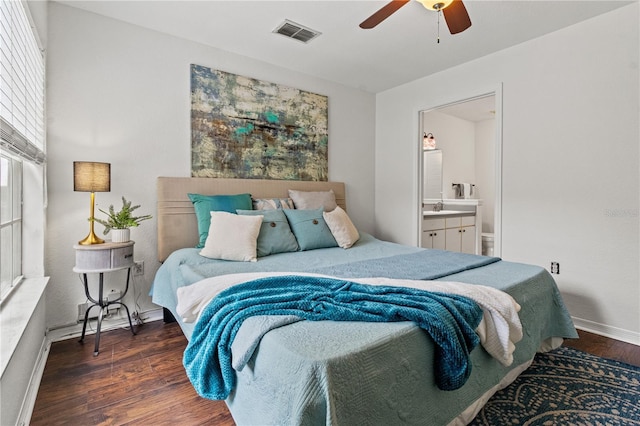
57, 0, 632, 93
436, 94, 496, 122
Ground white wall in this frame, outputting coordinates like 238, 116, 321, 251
423, 110, 475, 199
375, 4, 639, 343
475, 119, 495, 233
45, 3, 376, 329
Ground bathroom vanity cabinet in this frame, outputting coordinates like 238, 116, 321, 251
421, 217, 446, 250
422, 212, 478, 254
444, 215, 476, 254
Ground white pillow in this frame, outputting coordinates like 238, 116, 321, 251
322, 206, 360, 249
288, 189, 337, 212
199, 211, 263, 262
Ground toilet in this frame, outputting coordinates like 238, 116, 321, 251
482, 233, 494, 257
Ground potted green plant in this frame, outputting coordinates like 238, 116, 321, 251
93, 196, 152, 243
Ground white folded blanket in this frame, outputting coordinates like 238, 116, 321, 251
176, 272, 522, 367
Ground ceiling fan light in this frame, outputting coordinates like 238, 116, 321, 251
417, 0, 454, 11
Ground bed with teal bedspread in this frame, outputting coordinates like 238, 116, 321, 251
151, 232, 577, 425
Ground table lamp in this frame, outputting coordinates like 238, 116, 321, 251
74, 161, 111, 245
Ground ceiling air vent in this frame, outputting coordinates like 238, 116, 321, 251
273, 20, 321, 43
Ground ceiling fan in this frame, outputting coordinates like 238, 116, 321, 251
359, 0, 472, 35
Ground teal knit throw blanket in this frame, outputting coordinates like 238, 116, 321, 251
183, 275, 483, 399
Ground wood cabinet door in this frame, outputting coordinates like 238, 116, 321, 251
460, 225, 476, 254
445, 228, 462, 252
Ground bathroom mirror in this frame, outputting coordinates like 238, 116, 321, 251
423, 149, 442, 199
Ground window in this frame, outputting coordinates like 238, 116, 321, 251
0, 153, 22, 299
0, 1, 45, 303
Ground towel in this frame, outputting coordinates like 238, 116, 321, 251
454, 183, 463, 198
462, 183, 472, 199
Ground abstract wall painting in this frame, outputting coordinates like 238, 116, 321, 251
190, 64, 328, 181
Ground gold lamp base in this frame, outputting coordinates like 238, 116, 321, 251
78, 191, 105, 245
78, 229, 104, 245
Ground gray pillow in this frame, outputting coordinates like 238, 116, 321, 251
252, 197, 295, 210
288, 189, 337, 212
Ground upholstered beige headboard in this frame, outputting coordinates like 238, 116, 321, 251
157, 177, 346, 262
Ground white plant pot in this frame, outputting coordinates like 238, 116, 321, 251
111, 229, 130, 243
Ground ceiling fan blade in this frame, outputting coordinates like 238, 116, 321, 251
359, 0, 411, 29
442, 0, 472, 34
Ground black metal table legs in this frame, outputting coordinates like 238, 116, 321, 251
78, 268, 136, 355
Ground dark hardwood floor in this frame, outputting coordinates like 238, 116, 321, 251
31, 321, 234, 426
563, 329, 639, 367
31, 321, 638, 426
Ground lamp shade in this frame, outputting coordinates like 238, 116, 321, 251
73, 161, 111, 192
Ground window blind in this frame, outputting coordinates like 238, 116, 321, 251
0, 0, 45, 164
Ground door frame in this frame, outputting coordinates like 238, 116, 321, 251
416, 84, 503, 256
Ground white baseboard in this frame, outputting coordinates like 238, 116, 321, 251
16, 336, 49, 426
572, 316, 640, 346
47, 308, 164, 343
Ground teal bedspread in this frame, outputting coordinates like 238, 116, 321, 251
184, 275, 483, 398
152, 232, 577, 425
153, 232, 437, 338
309, 249, 499, 280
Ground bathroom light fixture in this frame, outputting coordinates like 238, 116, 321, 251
74, 161, 111, 245
423, 133, 437, 150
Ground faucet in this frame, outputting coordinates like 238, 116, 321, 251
433, 201, 444, 212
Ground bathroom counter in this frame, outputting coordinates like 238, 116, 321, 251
421, 201, 482, 255
423, 210, 475, 218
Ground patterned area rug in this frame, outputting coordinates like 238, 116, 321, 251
469, 346, 640, 425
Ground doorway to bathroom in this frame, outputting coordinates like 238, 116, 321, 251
418, 89, 502, 257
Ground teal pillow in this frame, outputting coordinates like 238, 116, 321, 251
237, 209, 299, 257
188, 193, 252, 248
283, 208, 338, 251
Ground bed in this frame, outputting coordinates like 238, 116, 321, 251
151, 176, 577, 425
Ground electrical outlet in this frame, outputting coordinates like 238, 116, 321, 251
550, 262, 560, 274
134, 260, 144, 276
